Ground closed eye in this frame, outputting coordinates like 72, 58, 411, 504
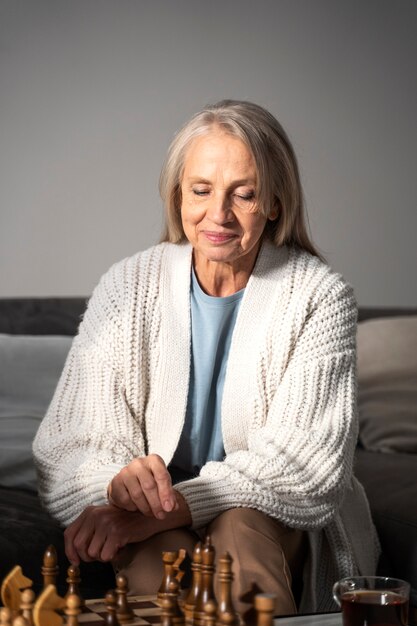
235, 192, 255, 201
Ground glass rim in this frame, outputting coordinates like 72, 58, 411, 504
337, 575, 410, 590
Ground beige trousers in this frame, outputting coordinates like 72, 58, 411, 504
114, 508, 307, 623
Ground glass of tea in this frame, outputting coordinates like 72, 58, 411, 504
333, 576, 410, 626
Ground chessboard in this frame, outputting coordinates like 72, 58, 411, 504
0, 537, 278, 626
80, 595, 162, 626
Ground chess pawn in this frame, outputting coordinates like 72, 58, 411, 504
42, 546, 59, 589
104, 590, 120, 626
254, 594, 276, 626
65, 594, 81, 626
12, 617, 27, 626
20, 588, 35, 626
115, 575, 134, 623
183, 542, 202, 624
66, 566, 84, 609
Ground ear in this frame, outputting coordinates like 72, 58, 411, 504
268, 201, 280, 221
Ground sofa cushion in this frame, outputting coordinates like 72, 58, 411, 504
357, 316, 417, 453
0, 486, 114, 597
355, 449, 417, 598
0, 333, 72, 492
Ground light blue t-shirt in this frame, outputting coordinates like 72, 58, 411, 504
170, 269, 244, 480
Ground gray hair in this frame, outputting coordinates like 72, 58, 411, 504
159, 99, 322, 259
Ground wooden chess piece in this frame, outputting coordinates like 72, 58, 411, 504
33, 584, 66, 626
193, 536, 216, 626
160, 579, 184, 626
254, 594, 276, 626
202, 600, 217, 626
115, 575, 134, 623
173, 549, 187, 586
158, 552, 179, 601
217, 553, 238, 626
183, 542, 202, 625
0, 608, 12, 626
66, 566, 84, 609
12, 617, 27, 626
42, 546, 59, 589
104, 590, 120, 626
64, 594, 81, 626
20, 588, 35, 626
1, 566, 33, 612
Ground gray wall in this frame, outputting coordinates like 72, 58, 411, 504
1, 0, 416, 305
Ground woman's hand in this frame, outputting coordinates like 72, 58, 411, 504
65, 492, 192, 565
107, 454, 178, 519
64, 504, 153, 565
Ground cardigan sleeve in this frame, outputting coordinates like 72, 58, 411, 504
32, 260, 147, 527
175, 274, 359, 530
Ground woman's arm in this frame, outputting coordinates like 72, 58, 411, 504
63, 490, 192, 564
32, 259, 148, 526
175, 275, 358, 530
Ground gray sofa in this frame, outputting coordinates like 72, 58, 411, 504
0, 298, 416, 615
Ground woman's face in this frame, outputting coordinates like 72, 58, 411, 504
180, 130, 269, 273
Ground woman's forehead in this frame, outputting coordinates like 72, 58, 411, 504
182, 131, 256, 182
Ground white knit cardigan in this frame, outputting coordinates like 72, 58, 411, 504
33, 241, 379, 611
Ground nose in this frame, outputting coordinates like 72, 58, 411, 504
206, 192, 233, 223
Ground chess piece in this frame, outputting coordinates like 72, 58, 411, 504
160, 579, 184, 626
104, 590, 120, 626
115, 574, 134, 623
1, 566, 33, 612
0, 608, 12, 626
42, 546, 59, 589
66, 566, 84, 609
254, 594, 276, 626
193, 536, 216, 626
12, 617, 27, 626
183, 542, 202, 625
20, 588, 35, 626
202, 600, 217, 626
65, 593, 81, 626
33, 584, 66, 626
217, 553, 238, 626
173, 549, 187, 585
158, 552, 179, 601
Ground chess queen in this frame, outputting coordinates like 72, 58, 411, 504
33, 100, 379, 619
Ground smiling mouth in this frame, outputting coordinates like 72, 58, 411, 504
203, 231, 237, 243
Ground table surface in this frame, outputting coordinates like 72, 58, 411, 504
275, 612, 343, 626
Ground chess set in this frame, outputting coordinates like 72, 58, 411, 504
0, 537, 277, 626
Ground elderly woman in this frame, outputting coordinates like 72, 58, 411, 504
33, 100, 379, 618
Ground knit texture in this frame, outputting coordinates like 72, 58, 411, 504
33, 240, 379, 611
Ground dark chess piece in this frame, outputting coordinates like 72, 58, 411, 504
217, 553, 238, 626
193, 536, 216, 626
115, 575, 134, 623
66, 565, 84, 609
183, 542, 202, 625
104, 590, 120, 626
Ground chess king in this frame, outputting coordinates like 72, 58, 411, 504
33, 100, 379, 620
